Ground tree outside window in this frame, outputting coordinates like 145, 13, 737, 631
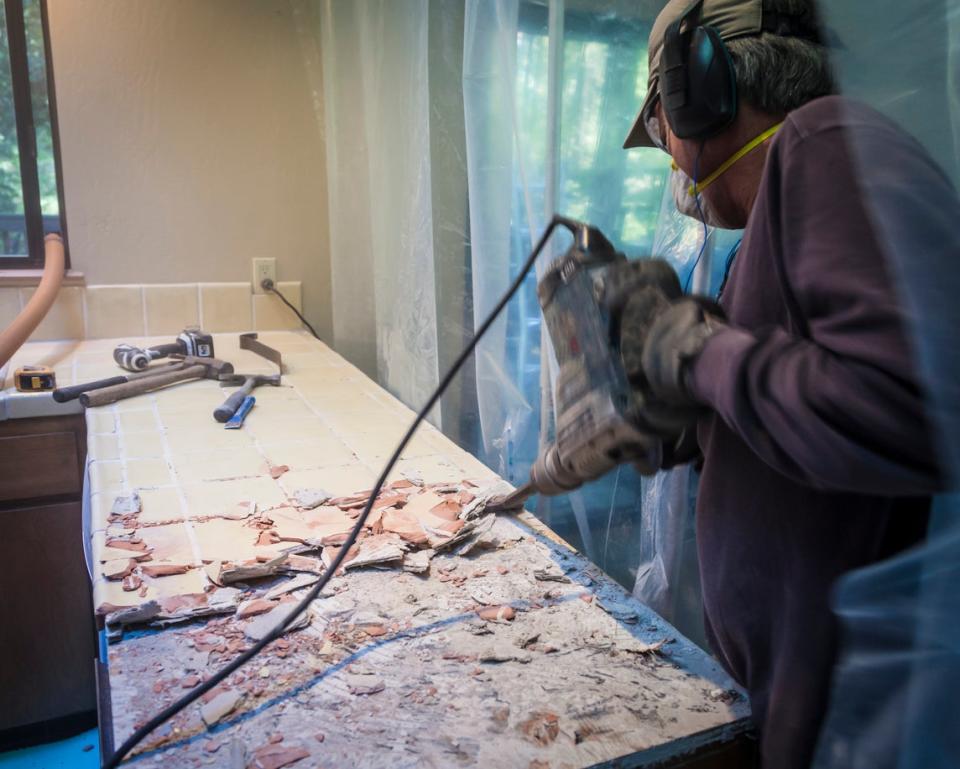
0, 0, 67, 267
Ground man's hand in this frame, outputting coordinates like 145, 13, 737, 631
642, 297, 726, 407
609, 261, 704, 448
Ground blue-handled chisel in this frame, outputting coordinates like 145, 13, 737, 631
224, 395, 255, 429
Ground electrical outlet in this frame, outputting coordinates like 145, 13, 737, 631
252, 258, 276, 294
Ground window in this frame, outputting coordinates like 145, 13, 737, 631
501, 3, 670, 461
0, 0, 67, 268
482, 2, 669, 588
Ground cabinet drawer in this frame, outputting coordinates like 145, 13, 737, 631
0, 431, 83, 502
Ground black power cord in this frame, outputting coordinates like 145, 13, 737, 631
104, 215, 578, 768
260, 278, 321, 340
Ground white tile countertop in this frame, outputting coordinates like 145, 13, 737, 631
9, 331, 752, 767
81, 331, 501, 613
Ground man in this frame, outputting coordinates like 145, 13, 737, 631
623, 0, 947, 766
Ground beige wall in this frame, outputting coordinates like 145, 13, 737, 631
46, 0, 332, 341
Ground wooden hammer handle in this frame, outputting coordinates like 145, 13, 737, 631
80, 364, 207, 408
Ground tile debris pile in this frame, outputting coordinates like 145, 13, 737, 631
105, 478, 747, 768
97, 478, 515, 634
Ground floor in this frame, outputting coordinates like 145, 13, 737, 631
0, 730, 99, 769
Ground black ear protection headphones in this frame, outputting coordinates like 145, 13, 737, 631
659, 0, 738, 141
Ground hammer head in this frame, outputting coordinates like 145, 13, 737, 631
176, 355, 234, 377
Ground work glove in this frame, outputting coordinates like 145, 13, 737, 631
605, 259, 703, 452
641, 297, 726, 408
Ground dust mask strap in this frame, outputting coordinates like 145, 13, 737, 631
672, 122, 784, 197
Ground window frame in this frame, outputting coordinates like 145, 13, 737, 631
0, 0, 69, 269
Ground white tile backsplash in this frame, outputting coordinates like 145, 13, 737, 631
11, 281, 303, 342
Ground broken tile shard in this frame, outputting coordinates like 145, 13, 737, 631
251, 743, 310, 769
111, 493, 141, 516
462, 481, 515, 519
285, 553, 325, 573
200, 689, 244, 728
154, 588, 241, 626
141, 563, 193, 578
292, 488, 332, 509
121, 574, 143, 592
269, 465, 290, 479
477, 605, 515, 623
402, 549, 432, 574
244, 603, 311, 642
102, 559, 137, 581
329, 493, 370, 511
103, 601, 162, 638
380, 508, 429, 546
621, 637, 669, 656
429, 499, 462, 521
105, 538, 149, 553
345, 673, 385, 695
519, 710, 560, 747
343, 534, 407, 570
255, 530, 281, 547
436, 519, 465, 535
533, 564, 570, 583
218, 554, 289, 584
432, 513, 495, 553
237, 598, 278, 620
264, 573, 320, 600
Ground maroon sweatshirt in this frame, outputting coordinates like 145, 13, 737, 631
688, 96, 943, 768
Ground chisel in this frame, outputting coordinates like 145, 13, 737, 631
224, 395, 255, 429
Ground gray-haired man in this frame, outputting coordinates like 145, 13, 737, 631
624, 0, 946, 766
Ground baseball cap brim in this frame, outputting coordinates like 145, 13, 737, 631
623, 80, 659, 149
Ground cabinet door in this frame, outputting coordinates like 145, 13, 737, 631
0, 415, 86, 505
0, 501, 96, 731
0, 431, 82, 502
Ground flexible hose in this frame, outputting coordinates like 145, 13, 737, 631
0, 234, 66, 368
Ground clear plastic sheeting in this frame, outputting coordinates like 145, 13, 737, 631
311, 0, 730, 642
650, 182, 742, 294
318, 0, 441, 419
633, 464, 704, 644
465, 0, 700, 612
812, 2, 960, 766
626, 181, 739, 644
463, 0, 537, 479
814, 505, 960, 769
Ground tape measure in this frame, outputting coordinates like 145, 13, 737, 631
14, 365, 57, 392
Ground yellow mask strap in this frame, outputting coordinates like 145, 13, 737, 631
679, 122, 784, 197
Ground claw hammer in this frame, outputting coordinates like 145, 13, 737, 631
79, 356, 234, 408
212, 333, 283, 424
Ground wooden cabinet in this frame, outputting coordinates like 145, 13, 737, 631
0, 415, 96, 750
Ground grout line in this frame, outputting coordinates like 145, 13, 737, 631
81, 285, 89, 339
140, 285, 149, 336
152, 397, 206, 574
